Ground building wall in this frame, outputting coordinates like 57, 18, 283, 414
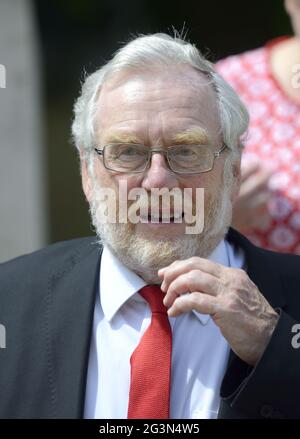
0, 0, 48, 262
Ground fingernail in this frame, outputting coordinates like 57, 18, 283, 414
167, 307, 175, 317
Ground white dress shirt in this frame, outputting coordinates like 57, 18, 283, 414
84, 239, 244, 419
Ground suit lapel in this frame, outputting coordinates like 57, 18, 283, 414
46, 240, 102, 418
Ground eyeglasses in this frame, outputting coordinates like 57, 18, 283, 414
94, 143, 228, 174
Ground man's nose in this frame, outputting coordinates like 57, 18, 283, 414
141, 151, 179, 190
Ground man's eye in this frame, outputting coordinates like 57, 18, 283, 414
180, 148, 194, 156
114, 146, 147, 162
174, 147, 198, 159
119, 146, 146, 158
120, 147, 137, 156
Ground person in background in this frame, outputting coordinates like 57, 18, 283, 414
216, 0, 300, 254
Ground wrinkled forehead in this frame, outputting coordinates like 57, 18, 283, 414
95, 66, 221, 143
103, 64, 213, 87
99, 65, 217, 105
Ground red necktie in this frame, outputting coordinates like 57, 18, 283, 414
127, 285, 172, 419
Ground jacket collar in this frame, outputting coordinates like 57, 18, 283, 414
47, 239, 103, 418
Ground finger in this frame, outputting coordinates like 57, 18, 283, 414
239, 170, 272, 199
167, 291, 218, 317
246, 190, 272, 210
240, 162, 261, 182
158, 259, 183, 277
163, 270, 220, 308
158, 267, 167, 275
234, 191, 271, 226
249, 211, 271, 229
241, 161, 273, 181
158, 257, 224, 292
243, 191, 272, 212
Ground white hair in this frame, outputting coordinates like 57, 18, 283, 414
71, 32, 249, 163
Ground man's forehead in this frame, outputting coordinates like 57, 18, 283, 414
96, 67, 218, 123
100, 65, 213, 96
95, 66, 220, 144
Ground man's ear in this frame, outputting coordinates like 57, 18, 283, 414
80, 151, 93, 203
230, 157, 241, 204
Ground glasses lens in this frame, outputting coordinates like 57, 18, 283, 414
104, 144, 148, 172
168, 145, 214, 173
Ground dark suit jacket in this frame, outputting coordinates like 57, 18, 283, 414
0, 228, 300, 419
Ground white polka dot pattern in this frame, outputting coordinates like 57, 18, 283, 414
217, 39, 300, 254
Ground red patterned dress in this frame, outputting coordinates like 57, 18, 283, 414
216, 38, 300, 254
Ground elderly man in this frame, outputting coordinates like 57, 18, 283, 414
1, 33, 300, 420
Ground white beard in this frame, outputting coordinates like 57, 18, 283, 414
89, 165, 234, 283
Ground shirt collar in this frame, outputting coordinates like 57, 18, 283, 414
100, 239, 230, 325
100, 246, 146, 322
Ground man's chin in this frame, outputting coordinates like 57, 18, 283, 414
119, 235, 193, 283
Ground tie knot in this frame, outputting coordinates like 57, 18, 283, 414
139, 285, 168, 314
